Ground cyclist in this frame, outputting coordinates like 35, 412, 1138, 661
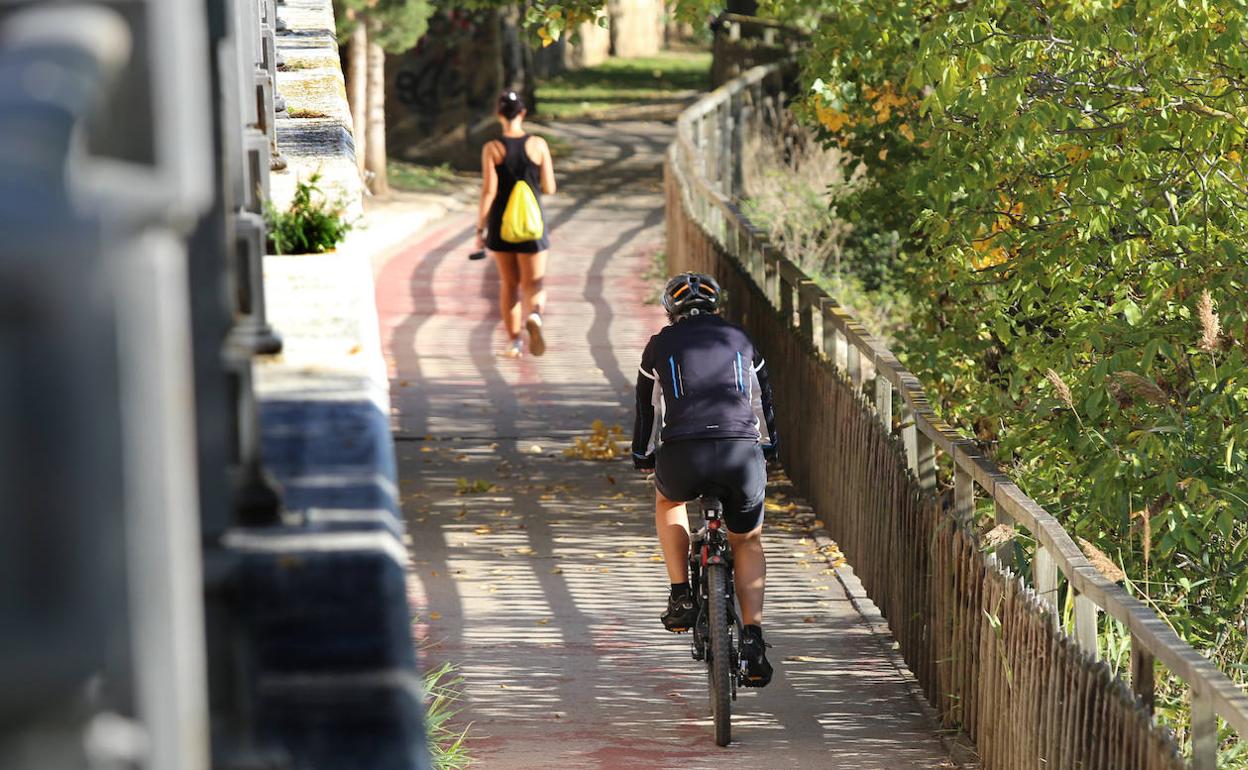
632, 272, 778, 687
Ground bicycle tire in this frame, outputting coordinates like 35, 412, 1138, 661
706, 562, 732, 746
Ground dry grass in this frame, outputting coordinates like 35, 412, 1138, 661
740, 115, 863, 277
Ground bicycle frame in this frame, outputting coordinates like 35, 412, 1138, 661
688, 496, 743, 697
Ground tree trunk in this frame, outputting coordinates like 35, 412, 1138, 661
347, 16, 368, 178
365, 36, 389, 196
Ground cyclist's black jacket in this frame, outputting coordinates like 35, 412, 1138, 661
631, 312, 778, 459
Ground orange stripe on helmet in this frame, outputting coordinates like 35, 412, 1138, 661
672, 284, 690, 297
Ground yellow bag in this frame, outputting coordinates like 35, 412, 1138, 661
500, 180, 544, 243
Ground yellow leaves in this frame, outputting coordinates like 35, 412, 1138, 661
1228, 150, 1242, 164
898, 123, 915, 142
563, 420, 627, 460
1056, 143, 1091, 164
970, 193, 1023, 269
537, 26, 555, 48
814, 98, 852, 133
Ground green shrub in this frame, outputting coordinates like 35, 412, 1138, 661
264, 172, 353, 254
758, 0, 1248, 754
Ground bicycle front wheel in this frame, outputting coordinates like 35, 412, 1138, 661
705, 562, 732, 746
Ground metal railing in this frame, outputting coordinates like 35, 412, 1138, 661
666, 61, 1248, 770
0, 1, 289, 768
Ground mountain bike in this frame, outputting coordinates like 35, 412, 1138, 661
687, 494, 743, 746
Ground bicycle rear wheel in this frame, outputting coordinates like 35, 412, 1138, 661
705, 562, 732, 746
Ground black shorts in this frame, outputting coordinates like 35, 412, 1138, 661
655, 438, 766, 534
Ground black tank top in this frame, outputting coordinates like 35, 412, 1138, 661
485, 135, 549, 253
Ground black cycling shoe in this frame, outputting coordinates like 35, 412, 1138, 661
740, 626, 774, 687
661, 590, 698, 633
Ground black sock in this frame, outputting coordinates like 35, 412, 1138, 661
670, 582, 691, 598
744, 624, 763, 639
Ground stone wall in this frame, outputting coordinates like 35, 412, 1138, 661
257, 1, 429, 768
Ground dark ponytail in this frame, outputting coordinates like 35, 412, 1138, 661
497, 90, 525, 120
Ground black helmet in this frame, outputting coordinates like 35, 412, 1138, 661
662, 272, 721, 319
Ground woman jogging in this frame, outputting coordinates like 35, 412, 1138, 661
476, 90, 557, 358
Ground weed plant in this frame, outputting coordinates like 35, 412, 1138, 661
264, 172, 353, 254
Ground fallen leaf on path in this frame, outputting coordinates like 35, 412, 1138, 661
550, 567, 563, 575
803, 616, 816, 623
561, 420, 627, 460
429, 612, 442, 620
536, 618, 550, 625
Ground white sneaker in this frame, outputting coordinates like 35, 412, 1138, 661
526, 312, 546, 357
501, 338, 523, 358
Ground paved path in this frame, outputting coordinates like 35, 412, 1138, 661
375, 120, 956, 769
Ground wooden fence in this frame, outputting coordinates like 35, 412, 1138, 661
665, 62, 1248, 770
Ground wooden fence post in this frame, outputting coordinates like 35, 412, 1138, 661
993, 499, 1013, 568
874, 375, 892, 432
763, 246, 780, 305
954, 466, 974, 527
798, 281, 816, 343
779, 273, 795, 328
846, 343, 862, 392
1130, 639, 1155, 712
1191, 686, 1218, 770
916, 432, 936, 492
1074, 592, 1099, 658
1034, 546, 1059, 610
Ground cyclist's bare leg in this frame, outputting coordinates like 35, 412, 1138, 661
655, 489, 690, 584
728, 526, 765, 626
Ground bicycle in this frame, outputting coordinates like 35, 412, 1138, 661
687, 494, 743, 746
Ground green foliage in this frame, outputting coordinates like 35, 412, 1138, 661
333, 0, 433, 52
770, 0, 1248, 743
264, 173, 353, 255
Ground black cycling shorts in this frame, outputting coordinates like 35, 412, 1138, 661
655, 438, 766, 534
